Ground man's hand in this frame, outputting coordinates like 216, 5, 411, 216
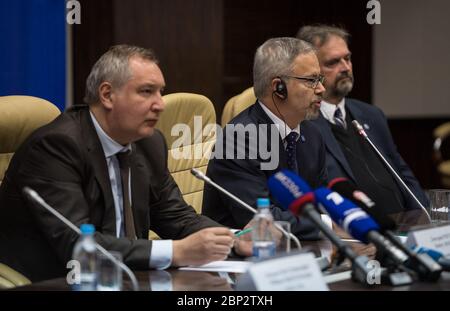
233, 222, 253, 257
172, 227, 234, 267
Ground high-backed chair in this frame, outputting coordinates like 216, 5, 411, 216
221, 87, 256, 127
433, 122, 450, 188
156, 93, 217, 213
0, 263, 31, 289
0, 96, 61, 184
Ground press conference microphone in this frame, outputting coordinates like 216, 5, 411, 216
314, 187, 410, 268
413, 246, 450, 272
328, 178, 397, 231
328, 178, 443, 281
22, 187, 139, 291
267, 170, 373, 284
190, 168, 302, 250
352, 120, 431, 222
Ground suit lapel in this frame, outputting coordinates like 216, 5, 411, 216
316, 113, 356, 181
346, 101, 378, 147
81, 109, 116, 235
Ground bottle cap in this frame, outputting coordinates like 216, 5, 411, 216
256, 198, 270, 208
80, 224, 95, 235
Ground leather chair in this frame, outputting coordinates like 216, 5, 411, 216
221, 87, 256, 127
0, 263, 31, 289
0, 96, 60, 184
156, 93, 217, 213
433, 122, 450, 188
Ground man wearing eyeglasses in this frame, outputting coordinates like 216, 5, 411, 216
202, 37, 328, 240
297, 25, 428, 213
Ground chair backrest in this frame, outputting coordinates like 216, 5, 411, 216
0, 263, 31, 289
221, 87, 256, 127
156, 92, 216, 213
433, 122, 450, 188
0, 96, 61, 183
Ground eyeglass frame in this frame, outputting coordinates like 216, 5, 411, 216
281, 74, 325, 89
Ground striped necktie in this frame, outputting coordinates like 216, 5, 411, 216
334, 107, 346, 129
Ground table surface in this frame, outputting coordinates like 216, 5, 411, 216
9, 209, 450, 291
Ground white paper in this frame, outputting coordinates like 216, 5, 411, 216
179, 260, 252, 273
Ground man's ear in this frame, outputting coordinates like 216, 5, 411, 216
98, 82, 114, 110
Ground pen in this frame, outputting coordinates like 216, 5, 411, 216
234, 227, 253, 237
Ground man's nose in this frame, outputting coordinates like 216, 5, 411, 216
315, 81, 326, 94
340, 58, 352, 72
153, 93, 165, 112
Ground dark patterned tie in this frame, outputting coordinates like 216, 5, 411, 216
116, 150, 136, 239
334, 107, 346, 129
285, 132, 299, 172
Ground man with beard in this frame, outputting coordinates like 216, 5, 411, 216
297, 25, 428, 213
202, 37, 328, 240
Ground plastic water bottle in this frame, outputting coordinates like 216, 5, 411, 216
252, 198, 276, 259
72, 224, 98, 291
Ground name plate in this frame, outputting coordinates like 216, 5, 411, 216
406, 224, 450, 257
248, 252, 329, 291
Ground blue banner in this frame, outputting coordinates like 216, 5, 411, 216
0, 0, 66, 111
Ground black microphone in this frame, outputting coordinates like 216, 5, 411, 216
328, 178, 443, 281
22, 187, 139, 291
351, 120, 431, 221
267, 170, 373, 285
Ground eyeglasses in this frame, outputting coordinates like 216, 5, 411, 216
282, 75, 325, 89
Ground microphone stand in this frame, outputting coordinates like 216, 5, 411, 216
191, 168, 302, 250
23, 187, 139, 291
352, 120, 431, 222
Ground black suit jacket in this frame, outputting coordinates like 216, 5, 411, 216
310, 98, 428, 209
202, 102, 327, 240
0, 106, 218, 282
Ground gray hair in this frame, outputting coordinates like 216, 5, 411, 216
253, 37, 315, 99
84, 44, 158, 104
296, 24, 350, 48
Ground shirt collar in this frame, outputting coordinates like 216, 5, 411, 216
258, 101, 300, 141
89, 111, 131, 158
320, 98, 346, 123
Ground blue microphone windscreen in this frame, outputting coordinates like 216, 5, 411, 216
268, 170, 311, 210
314, 187, 380, 243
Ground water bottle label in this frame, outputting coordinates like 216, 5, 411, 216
253, 241, 276, 259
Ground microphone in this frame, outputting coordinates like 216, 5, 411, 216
328, 178, 443, 281
314, 187, 410, 267
328, 178, 397, 231
190, 168, 302, 250
412, 246, 450, 272
351, 120, 431, 221
267, 170, 373, 284
22, 187, 139, 291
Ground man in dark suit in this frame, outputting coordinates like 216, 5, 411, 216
202, 37, 328, 240
297, 25, 428, 213
0, 45, 248, 282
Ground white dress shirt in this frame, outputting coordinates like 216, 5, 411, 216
320, 98, 346, 124
259, 101, 300, 147
90, 111, 172, 269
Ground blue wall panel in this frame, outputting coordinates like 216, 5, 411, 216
0, 0, 66, 111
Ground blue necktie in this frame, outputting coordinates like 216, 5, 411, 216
334, 108, 346, 129
285, 132, 299, 172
